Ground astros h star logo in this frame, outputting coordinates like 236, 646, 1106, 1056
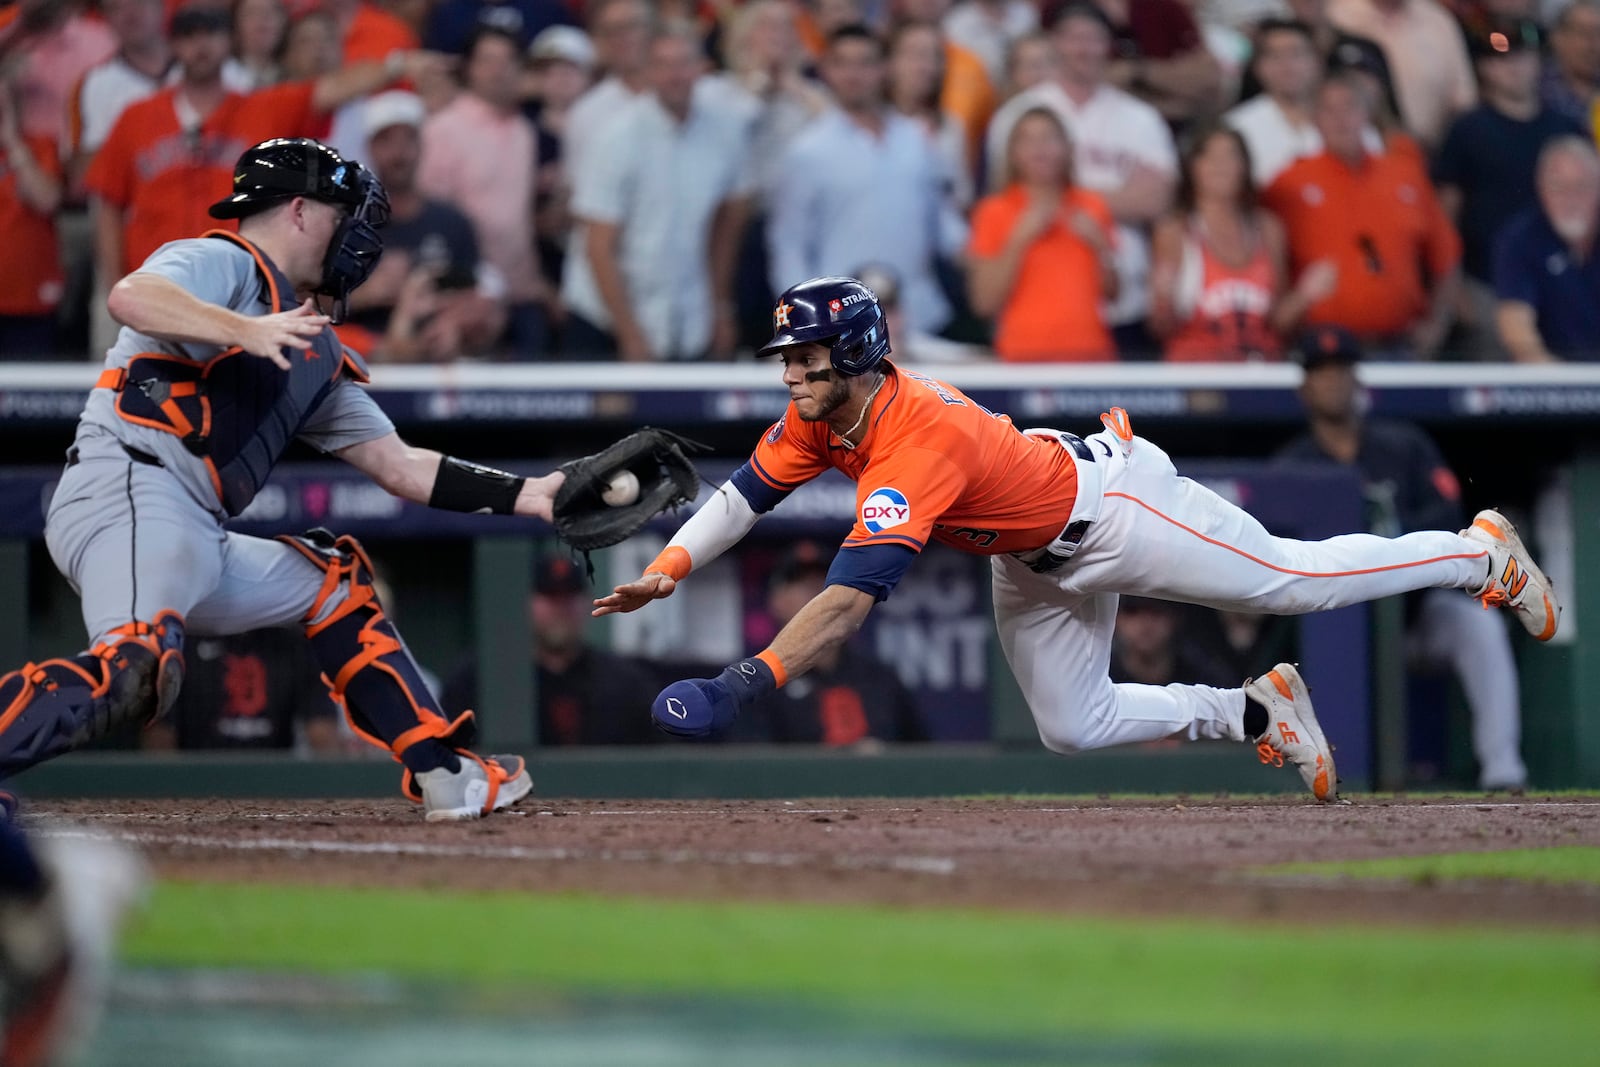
774, 301, 793, 329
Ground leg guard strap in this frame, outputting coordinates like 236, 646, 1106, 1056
0, 612, 184, 778
282, 530, 465, 774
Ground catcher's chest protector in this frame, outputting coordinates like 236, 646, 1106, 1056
107, 231, 370, 517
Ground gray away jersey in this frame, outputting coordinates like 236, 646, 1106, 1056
75, 237, 395, 518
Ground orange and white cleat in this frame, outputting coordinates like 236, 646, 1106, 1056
402, 752, 533, 823
1461, 510, 1560, 642
1245, 664, 1337, 803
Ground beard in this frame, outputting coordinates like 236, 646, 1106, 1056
796, 372, 852, 422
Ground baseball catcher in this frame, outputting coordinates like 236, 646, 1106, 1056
0, 138, 688, 821
597, 276, 1561, 802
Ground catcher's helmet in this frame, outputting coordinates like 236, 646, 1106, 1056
757, 276, 891, 377
209, 138, 372, 220
209, 138, 390, 324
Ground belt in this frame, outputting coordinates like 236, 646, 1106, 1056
1023, 432, 1096, 575
66, 443, 164, 469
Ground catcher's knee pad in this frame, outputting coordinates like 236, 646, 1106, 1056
279, 530, 472, 769
0, 611, 185, 778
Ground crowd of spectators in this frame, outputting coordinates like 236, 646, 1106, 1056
3, 0, 1600, 362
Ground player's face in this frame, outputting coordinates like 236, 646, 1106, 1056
1298, 363, 1359, 420
295, 198, 349, 287
1114, 603, 1177, 657
530, 591, 586, 653
1255, 30, 1317, 100
780, 344, 851, 422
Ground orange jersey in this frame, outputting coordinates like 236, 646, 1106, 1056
85, 83, 325, 275
0, 135, 65, 316
740, 362, 1079, 559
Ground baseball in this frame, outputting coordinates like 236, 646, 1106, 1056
601, 469, 641, 507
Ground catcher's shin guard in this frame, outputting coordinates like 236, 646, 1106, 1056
280, 530, 470, 778
0, 613, 185, 778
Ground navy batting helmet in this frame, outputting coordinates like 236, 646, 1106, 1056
758, 276, 891, 377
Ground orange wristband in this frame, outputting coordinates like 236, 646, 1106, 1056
646, 546, 693, 581
754, 648, 788, 688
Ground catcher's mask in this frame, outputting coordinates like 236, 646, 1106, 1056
209, 138, 391, 323
758, 275, 891, 377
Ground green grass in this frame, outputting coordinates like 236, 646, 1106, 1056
1272, 845, 1600, 886
124, 880, 1598, 1066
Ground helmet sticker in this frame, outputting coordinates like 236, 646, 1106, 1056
861, 487, 911, 533
774, 301, 793, 329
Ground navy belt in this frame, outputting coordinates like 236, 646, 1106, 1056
1026, 433, 1095, 575
66, 444, 164, 469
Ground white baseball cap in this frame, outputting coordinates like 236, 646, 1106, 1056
528, 25, 596, 70
364, 90, 427, 139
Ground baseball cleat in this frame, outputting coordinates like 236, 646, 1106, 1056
1461, 510, 1560, 641
1245, 664, 1337, 803
407, 752, 533, 822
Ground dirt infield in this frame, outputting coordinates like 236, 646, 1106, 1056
35, 796, 1600, 928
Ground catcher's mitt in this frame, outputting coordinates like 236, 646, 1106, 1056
552, 428, 707, 552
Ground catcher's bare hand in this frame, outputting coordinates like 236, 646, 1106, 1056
513, 471, 565, 522
237, 299, 329, 370
592, 572, 675, 617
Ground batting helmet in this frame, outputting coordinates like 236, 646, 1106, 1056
757, 276, 891, 377
209, 138, 390, 324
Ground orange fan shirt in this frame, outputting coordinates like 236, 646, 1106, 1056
85, 82, 326, 275
968, 185, 1116, 361
736, 362, 1079, 589
1261, 147, 1460, 338
942, 40, 996, 164
0, 135, 65, 316
342, 3, 419, 65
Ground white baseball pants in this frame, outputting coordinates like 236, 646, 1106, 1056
993, 431, 1493, 754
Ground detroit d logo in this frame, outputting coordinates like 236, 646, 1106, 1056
861, 487, 911, 534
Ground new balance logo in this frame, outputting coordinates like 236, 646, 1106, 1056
1501, 558, 1529, 599
1278, 723, 1300, 744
